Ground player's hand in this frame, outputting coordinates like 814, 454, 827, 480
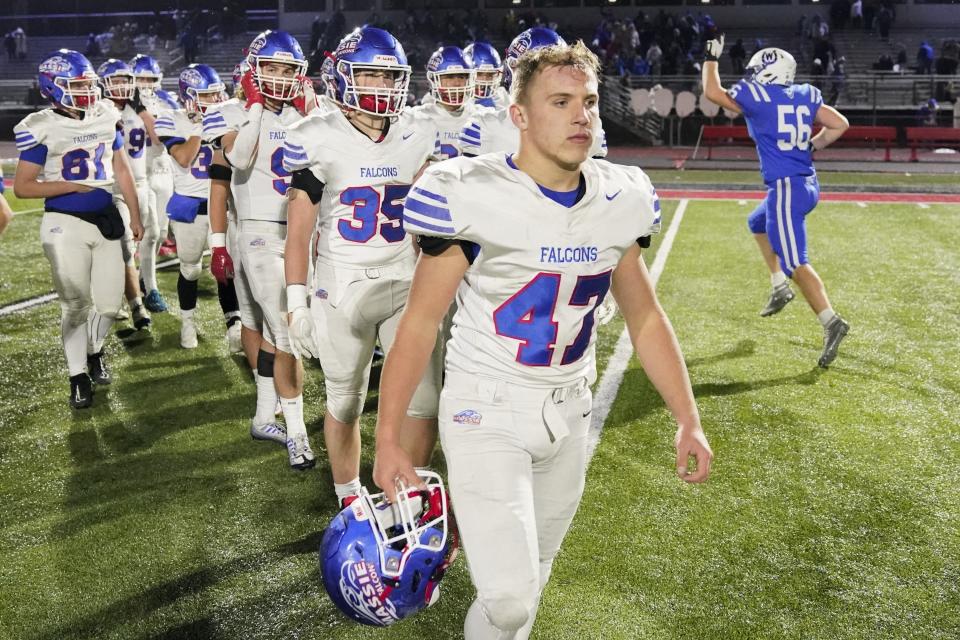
130, 87, 147, 114
292, 77, 315, 115
675, 424, 713, 483
210, 246, 234, 284
373, 441, 425, 504
595, 297, 619, 326
705, 34, 725, 62
241, 70, 264, 109
130, 217, 144, 242
288, 305, 319, 360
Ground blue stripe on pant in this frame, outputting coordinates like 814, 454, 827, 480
747, 175, 819, 276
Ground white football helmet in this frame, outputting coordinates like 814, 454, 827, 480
746, 48, 796, 85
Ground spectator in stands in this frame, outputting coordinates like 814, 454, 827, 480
12, 27, 26, 61
830, 0, 849, 30
730, 38, 747, 75
646, 40, 663, 76
829, 56, 846, 104
849, 0, 863, 30
916, 41, 934, 75
877, 4, 893, 41
895, 46, 908, 72
24, 80, 42, 108
85, 33, 101, 58
180, 27, 198, 65
3, 33, 14, 62
873, 53, 894, 72
811, 58, 825, 90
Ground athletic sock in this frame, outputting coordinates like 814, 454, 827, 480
334, 477, 363, 505
279, 395, 306, 440
771, 271, 789, 288
217, 280, 239, 317
818, 308, 837, 327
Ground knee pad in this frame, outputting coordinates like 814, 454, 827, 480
323, 378, 365, 424
179, 261, 202, 281
482, 596, 529, 633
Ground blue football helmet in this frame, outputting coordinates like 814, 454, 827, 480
155, 88, 181, 111
38, 49, 100, 113
464, 42, 503, 99
426, 46, 474, 107
129, 53, 163, 94
320, 471, 457, 627
332, 27, 411, 117
504, 27, 567, 88
245, 30, 307, 101
178, 64, 226, 115
319, 54, 337, 100
97, 58, 135, 101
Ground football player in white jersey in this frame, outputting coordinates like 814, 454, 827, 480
374, 42, 713, 640
155, 64, 243, 350
98, 59, 153, 330
410, 46, 475, 160
205, 31, 319, 465
464, 41, 508, 110
459, 27, 608, 160
283, 27, 444, 505
130, 53, 172, 312
14, 49, 144, 409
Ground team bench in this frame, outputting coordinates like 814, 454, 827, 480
700, 125, 898, 161
905, 127, 960, 162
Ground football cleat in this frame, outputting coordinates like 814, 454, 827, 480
87, 351, 112, 385
132, 304, 152, 330
286, 433, 316, 470
227, 321, 243, 354
144, 289, 168, 312
818, 315, 850, 368
180, 316, 198, 349
251, 420, 287, 446
760, 284, 795, 317
114, 304, 130, 322
69, 373, 94, 409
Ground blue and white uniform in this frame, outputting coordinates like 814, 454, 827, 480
15, 101, 127, 375
730, 79, 823, 276
402, 153, 659, 639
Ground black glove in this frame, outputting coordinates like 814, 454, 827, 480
131, 87, 147, 114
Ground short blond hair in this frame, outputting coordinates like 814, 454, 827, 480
510, 40, 601, 105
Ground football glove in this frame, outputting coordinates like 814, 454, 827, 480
130, 87, 147, 115
287, 284, 319, 360
241, 70, 264, 109
705, 35, 725, 62
210, 241, 234, 285
292, 77, 314, 116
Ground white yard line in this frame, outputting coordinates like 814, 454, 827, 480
917, 203, 930, 209
586, 199, 690, 465
0, 253, 204, 317
12, 206, 43, 216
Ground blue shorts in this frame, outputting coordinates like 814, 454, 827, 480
747, 175, 820, 276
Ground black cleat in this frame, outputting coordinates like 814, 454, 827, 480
760, 284, 795, 317
69, 373, 94, 409
818, 315, 850, 368
132, 304, 152, 330
87, 351, 112, 385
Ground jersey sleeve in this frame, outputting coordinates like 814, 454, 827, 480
403, 163, 463, 239
154, 110, 185, 149
203, 101, 244, 143
630, 167, 662, 239
13, 112, 45, 153
458, 117, 483, 157
282, 115, 326, 183
591, 122, 608, 158
806, 84, 825, 110
728, 79, 768, 117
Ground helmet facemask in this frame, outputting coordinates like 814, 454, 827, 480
472, 67, 502, 99
134, 73, 162, 96
337, 61, 410, 117
251, 57, 306, 101
56, 75, 101, 112
102, 72, 135, 100
186, 85, 226, 115
427, 69, 475, 107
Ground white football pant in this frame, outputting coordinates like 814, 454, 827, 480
228, 215, 263, 335
238, 220, 289, 352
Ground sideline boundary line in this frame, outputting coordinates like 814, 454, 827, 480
586, 198, 690, 464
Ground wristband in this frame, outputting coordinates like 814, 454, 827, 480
211, 232, 226, 248
287, 283, 309, 311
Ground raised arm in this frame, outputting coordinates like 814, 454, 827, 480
702, 35, 743, 115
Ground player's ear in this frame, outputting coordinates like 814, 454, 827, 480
510, 103, 528, 131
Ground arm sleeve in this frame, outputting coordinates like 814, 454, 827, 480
728, 79, 758, 117
402, 167, 461, 239
224, 104, 262, 170
113, 130, 124, 150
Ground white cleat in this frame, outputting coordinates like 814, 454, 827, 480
251, 420, 287, 446
180, 316, 198, 349
286, 434, 316, 471
227, 322, 243, 354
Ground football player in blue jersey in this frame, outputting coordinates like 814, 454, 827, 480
703, 38, 851, 368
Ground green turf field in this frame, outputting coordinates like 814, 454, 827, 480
2, 196, 959, 639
